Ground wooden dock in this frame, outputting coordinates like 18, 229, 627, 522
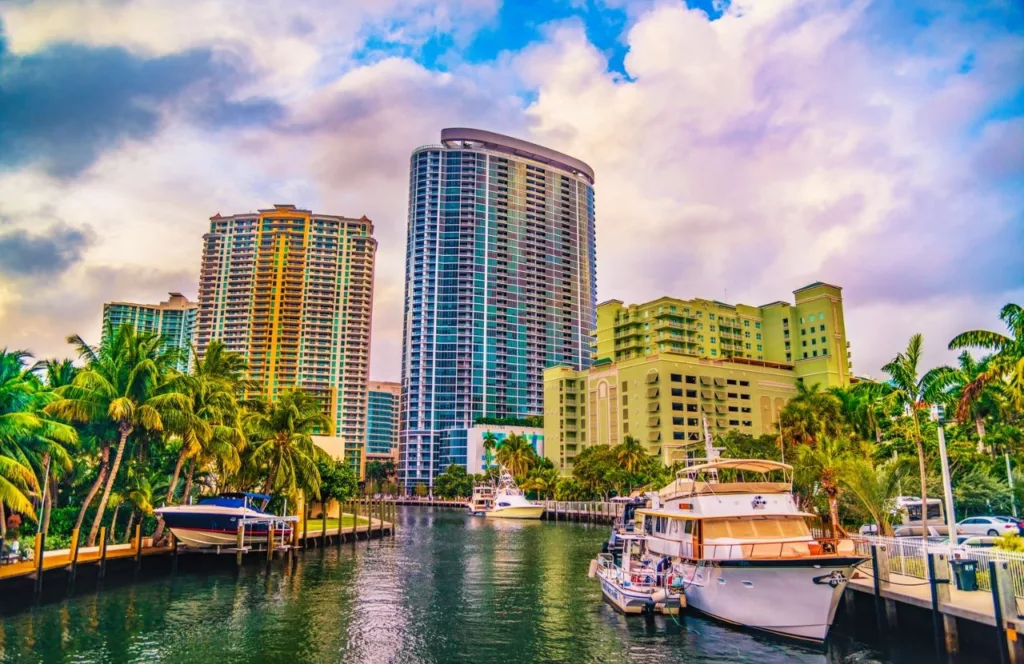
848, 541, 1024, 662
0, 500, 397, 595
541, 501, 622, 524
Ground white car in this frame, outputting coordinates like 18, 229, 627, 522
957, 516, 1020, 536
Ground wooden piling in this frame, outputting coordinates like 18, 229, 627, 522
33, 532, 44, 596
171, 533, 179, 574
321, 509, 328, 548
926, 553, 946, 655
98, 527, 108, 580
68, 528, 81, 590
266, 521, 274, 562
236, 523, 245, 567
134, 524, 143, 573
990, 560, 1024, 664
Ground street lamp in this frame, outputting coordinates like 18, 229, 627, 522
930, 404, 958, 538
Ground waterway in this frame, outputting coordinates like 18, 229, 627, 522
0, 507, 986, 663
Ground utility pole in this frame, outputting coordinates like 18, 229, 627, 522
1006, 451, 1017, 518
931, 405, 958, 538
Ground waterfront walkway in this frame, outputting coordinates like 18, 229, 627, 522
849, 570, 1002, 626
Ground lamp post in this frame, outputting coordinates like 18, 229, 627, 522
931, 405, 958, 538
1007, 451, 1017, 518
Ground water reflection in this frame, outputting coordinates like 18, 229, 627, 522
0, 508, 978, 663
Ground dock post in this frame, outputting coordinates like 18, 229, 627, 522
171, 533, 179, 574
68, 528, 81, 590
933, 552, 958, 654
267, 521, 274, 562
33, 532, 45, 597
236, 523, 244, 568
337, 505, 344, 546
870, 545, 885, 632
134, 524, 143, 573
926, 553, 951, 655
351, 502, 357, 546
990, 560, 1024, 664
378, 501, 384, 538
875, 544, 899, 628
322, 509, 328, 548
98, 527, 108, 581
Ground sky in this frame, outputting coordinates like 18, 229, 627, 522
0, 0, 1021, 382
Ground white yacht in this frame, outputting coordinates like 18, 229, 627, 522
591, 533, 683, 615
484, 468, 544, 520
639, 458, 865, 643
467, 483, 495, 516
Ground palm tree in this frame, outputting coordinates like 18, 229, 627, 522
48, 324, 186, 546
494, 433, 536, 478
780, 381, 846, 447
522, 467, 560, 499
615, 436, 646, 474
153, 342, 246, 541
923, 351, 1002, 451
882, 333, 941, 536
841, 456, 907, 536
244, 390, 331, 502
832, 382, 892, 444
949, 303, 1024, 412
0, 350, 77, 539
482, 430, 498, 470
796, 435, 850, 535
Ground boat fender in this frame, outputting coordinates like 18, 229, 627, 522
588, 559, 598, 579
651, 588, 668, 603
666, 574, 673, 587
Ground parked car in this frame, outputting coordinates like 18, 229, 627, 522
957, 516, 1020, 536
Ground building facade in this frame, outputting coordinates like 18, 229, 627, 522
366, 381, 401, 462
399, 128, 597, 489
545, 283, 852, 471
102, 292, 197, 372
438, 425, 544, 477
194, 204, 377, 476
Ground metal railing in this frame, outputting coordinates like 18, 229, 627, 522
856, 535, 1024, 598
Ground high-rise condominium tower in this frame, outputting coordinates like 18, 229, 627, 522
366, 380, 401, 463
399, 128, 597, 489
102, 292, 197, 372
194, 204, 377, 476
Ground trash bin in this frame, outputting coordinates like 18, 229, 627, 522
950, 559, 978, 591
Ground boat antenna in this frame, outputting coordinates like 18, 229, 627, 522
701, 416, 720, 483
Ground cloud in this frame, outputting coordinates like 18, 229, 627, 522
0, 219, 94, 277
0, 35, 282, 177
513, 0, 1024, 373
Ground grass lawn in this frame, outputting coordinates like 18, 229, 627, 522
310, 514, 371, 530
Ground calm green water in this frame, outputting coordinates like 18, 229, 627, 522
0, 508, 962, 663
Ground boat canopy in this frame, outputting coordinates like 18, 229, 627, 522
676, 459, 792, 477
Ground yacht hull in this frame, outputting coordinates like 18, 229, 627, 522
156, 505, 292, 549
484, 505, 545, 519
677, 557, 862, 642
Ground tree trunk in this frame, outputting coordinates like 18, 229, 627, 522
976, 417, 986, 454
827, 493, 840, 538
124, 509, 136, 542
1, 502, 6, 541
912, 411, 929, 536
41, 484, 52, 537
182, 458, 196, 506
875, 426, 882, 445
153, 449, 190, 542
43, 475, 58, 536
88, 425, 131, 547
262, 457, 281, 509
75, 446, 110, 535
109, 501, 121, 543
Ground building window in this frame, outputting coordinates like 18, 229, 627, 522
739, 380, 749, 387
757, 344, 762, 352
728, 406, 738, 412
745, 343, 751, 350
787, 353, 792, 361
622, 395, 628, 406
740, 394, 750, 400
745, 331, 750, 338
755, 322, 761, 329
710, 337, 716, 343
756, 333, 761, 340
621, 382, 628, 393
742, 421, 752, 427
802, 340, 807, 347
729, 419, 740, 426
727, 379, 737, 385
686, 389, 697, 398
672, 403, 683, 411
811, 339, 816, 345
686, 375, 696, 384
671, 388, 683, 397
671, 373, 682, 382
673, 417, 684, 425
744, 320, 750, 327
673, 431, 685, 440
709, 313, 716, 320
727, 392, 738, 398
813, 350, 818, 357
803, 352, 808, 359
711, 350, 717, 357
686, 404, 698, 412
741, 407, 751, 413
821, 336, 826, 343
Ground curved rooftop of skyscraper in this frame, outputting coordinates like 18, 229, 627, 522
439, 127, 595, 185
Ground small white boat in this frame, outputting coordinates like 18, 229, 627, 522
467, 483, 494, 516
484, 468, 544, 520
591, 534, 683, 615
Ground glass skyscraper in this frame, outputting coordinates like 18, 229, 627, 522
102, 292, 197, 372
399, 128, 597, 489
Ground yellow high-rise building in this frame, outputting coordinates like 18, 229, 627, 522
194, 204, 377, 477
544, 283, 852, 471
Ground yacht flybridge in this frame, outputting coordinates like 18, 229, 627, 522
637, 458, 865, 642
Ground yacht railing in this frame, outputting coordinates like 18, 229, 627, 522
701, 537, 858, 561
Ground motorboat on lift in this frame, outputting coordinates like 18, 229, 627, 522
590, 533, 683, 615
638, 458, 866, 643
155, 492, 297, 549
467, 482, 495, 516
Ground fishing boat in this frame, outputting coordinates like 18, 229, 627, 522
155, 492, 297, 549
467, 482, 495, 516
640, 458, 865, 643
485, 468, 544, 520
590, 534, 683, 615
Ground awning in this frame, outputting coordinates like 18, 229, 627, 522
647, 402, 660, 412
647, 387, 659, 398
646, 373, 659, 384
